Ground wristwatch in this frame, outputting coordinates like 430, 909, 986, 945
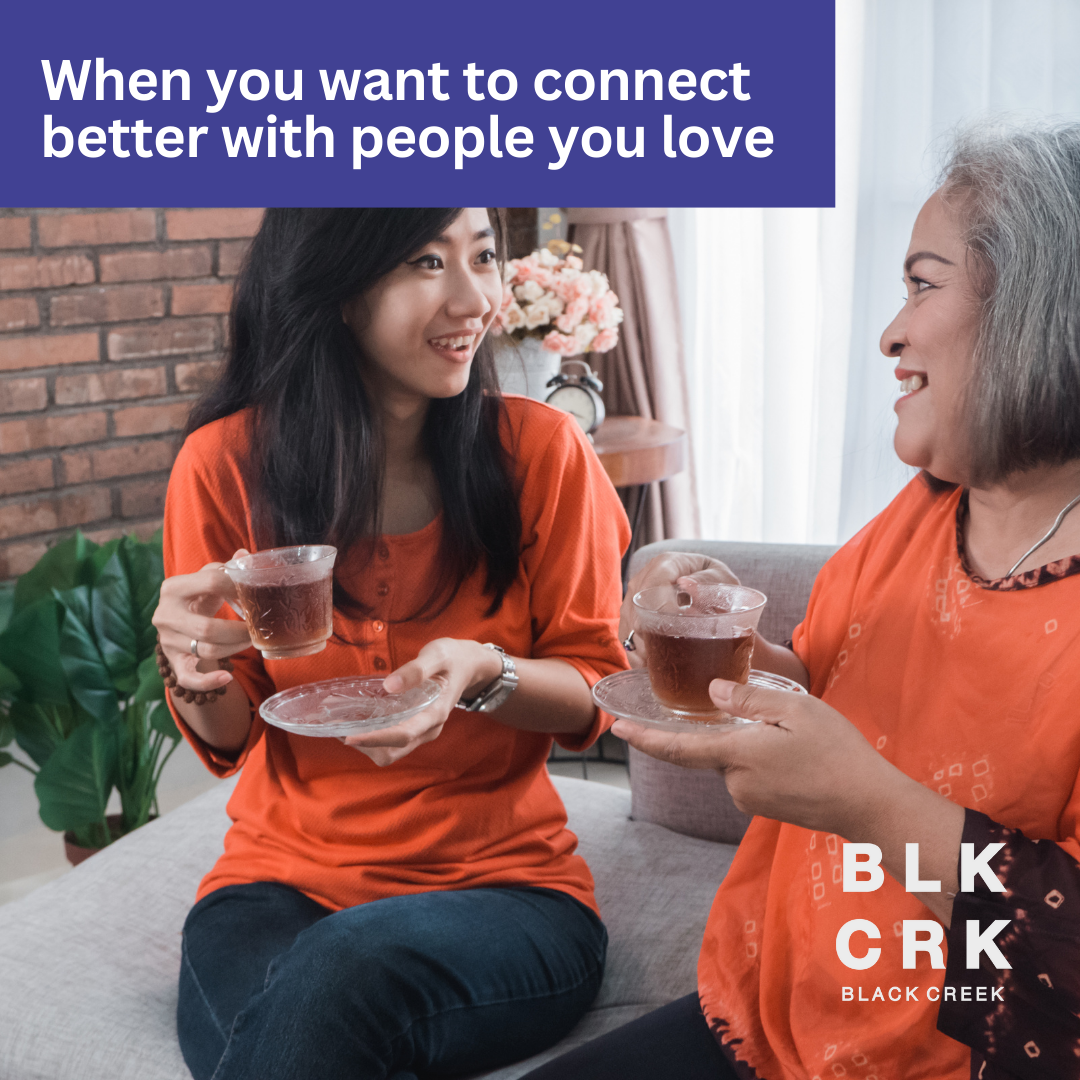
457, 644, 519, 713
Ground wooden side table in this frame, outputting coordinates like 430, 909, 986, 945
592, 416, 687, 588
592, 416, 688, 488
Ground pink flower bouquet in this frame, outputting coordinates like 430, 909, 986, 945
491, 241, 624, 356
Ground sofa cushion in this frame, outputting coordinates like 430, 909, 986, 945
624, 539, 836, 844
0, 774, 735, 1080
628, 745, 751, 844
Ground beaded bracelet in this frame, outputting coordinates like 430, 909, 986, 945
155, 638, 234, 706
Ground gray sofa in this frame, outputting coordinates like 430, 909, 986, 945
0, 540, 834, 1080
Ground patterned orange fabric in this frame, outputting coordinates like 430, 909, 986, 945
698, 477, 1080, 1079
163, 396, 630, 914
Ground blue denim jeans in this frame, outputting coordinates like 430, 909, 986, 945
517, 993, 738, 1080
177, 881, 607, 1080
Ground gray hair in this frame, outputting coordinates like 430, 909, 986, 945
940, 120, 1080, 485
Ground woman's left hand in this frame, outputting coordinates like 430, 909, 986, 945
612, 679, 898, 839
342, 638, 502, 766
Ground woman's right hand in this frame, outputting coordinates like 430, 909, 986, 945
619, 550, 809, 686
619, 551, 741, 669
152, 549, 254, 695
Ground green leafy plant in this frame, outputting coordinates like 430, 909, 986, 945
0, 530, 178, 850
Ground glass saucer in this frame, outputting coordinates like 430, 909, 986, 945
259, 677, 442, 737
592, 669, 807, 732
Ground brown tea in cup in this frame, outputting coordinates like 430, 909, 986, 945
232, 577, 334, 659
633, 583, 767, 717
223, 546, 337, 660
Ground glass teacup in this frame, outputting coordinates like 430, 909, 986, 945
633, 583, 767, 717
222, 546, 337, 660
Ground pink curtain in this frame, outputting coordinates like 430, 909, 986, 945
567, 208, 699, 544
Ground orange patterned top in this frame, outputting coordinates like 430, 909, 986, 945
163, 395, 630, 915
698, 477, 1080, 1079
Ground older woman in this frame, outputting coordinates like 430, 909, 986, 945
524, 123, 1080, 1079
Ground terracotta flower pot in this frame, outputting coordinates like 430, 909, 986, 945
63, 813, 156, 866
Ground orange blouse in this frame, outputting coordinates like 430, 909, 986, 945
698, 478, 1080, 1079
163, 395, 630, 915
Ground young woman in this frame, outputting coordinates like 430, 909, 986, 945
152, 208, 630, 1080
524, 124, 1080, 1079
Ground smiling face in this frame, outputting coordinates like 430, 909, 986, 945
880, 188, 984, 483
342, 208, 503, 406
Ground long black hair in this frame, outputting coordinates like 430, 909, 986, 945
186, 208, 522, 617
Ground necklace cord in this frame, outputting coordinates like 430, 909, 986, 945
1005, 490, 1080, 577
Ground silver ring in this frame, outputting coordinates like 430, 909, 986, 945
190, 639, 200, 658
621, 629, 636, 652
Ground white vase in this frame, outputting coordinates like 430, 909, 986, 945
493, 335, 562, 400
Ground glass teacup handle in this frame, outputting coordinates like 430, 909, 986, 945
219, 567, 246, 619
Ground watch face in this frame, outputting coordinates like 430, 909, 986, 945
546, 385, 597, 432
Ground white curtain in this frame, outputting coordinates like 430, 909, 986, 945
673, 0, 1080, 546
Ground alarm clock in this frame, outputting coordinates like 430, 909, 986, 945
545, 360, 606, 435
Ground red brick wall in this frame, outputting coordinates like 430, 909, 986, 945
0, 208, 263, 579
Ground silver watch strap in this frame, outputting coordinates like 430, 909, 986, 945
457, 644, 519, 713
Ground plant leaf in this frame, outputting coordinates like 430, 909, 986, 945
122, 537, 165, 661
135, 654, 177, 739
149, 699, 179, 740
0, 657, 20, 698
34, 722, 117, 832
10, 701, 71, 767
0, 598, 69, 705
0, 750, 13, 767
12, 532, 97, 616
89, 537, 122, 582
134, 652, 165, 704
91, 549, 140, 694
55, 586, 121, 726
0, 582, 15, 635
